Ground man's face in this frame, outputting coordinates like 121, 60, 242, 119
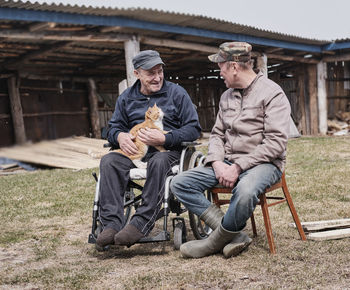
218, 61, 235, 88
135, 64, 164, 95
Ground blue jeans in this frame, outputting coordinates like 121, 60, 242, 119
170, 163, 282, 232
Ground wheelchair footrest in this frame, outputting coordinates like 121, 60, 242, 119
88, 233, 97, 244
137, 231, 170, 243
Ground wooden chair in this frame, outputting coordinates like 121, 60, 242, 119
210, 172, 307, 254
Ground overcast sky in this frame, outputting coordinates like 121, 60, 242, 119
31, 0, 350, 41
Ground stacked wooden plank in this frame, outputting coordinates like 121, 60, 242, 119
0, 136, 109, 170
290, 218, 350, 241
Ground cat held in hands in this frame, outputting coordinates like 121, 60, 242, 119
115, 103, 167, 168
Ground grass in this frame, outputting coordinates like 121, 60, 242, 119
0, 136, 350, 289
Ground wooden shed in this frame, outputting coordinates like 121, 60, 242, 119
1, 0, 350, 147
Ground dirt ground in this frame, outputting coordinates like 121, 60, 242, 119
1, 136, 350, 289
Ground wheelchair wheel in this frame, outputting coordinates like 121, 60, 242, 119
173, 222, 184, 250
188, 150, 204, 169
188, 190, 213, 240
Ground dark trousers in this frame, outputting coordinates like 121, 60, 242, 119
99, 150, 181, 236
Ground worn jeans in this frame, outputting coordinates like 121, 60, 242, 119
99, 150, 181, 236
170, 162, 282, 232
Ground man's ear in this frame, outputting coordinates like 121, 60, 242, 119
133, 69, 139, 78
231, 62, 239, 74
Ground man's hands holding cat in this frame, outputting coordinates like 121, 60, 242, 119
117, 128, 165, 155
118, 132, 138, 155
138, 127, 166, 146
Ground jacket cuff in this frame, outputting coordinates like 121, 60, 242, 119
164, 133, 173, 148
234, 158, 249, 172
204, 154, 224, 166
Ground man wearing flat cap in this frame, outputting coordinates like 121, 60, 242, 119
96, 50, 201, 250
171, 41, 291, 258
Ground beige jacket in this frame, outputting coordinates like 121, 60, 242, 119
205, 72, 291, 173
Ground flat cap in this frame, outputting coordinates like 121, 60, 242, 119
208, 42, 252, 63
132, 50, 165, 70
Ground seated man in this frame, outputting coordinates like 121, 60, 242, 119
171, 42, 291, 258
96, 50, 201, 250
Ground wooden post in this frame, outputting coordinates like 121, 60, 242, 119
88, 78, 101, 139
307, 64, 319, 135
298, 65, 307, 135
256, 53, 268, 77
317, 61, 328, 135
118, 79, 128, 95
7, 76, 26, 144
124, 37, 140, 87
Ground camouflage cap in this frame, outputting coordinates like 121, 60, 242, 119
208, 42, 252, 63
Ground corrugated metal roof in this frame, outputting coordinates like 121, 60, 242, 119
0, 0, 328, 45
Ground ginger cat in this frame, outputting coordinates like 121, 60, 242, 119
115, 103, 167, 168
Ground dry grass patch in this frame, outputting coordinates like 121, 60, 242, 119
0, 136, 350, 289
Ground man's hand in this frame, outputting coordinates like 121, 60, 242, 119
212, 161, 241, 188
117, 132, 138, 155
138, 127, 165, 146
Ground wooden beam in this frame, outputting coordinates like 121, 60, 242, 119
1, 41, 72, 70
266, 53, 319, 64
0, 30, 132, 43
290, 218, 350, 231
323, 52, 350, 62
100, 26, 123, 33
88, 78, 101, 139
142, 36, 217, 53
29, 22, 56, 32
265, 47, 284, 54
7, 76, 26, 144
307, 228, 350, 241
317, 61, 328, 134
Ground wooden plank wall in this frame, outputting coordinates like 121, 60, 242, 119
327, 61, 350, 119
19, 78, 91, 142
0, 78, 94, 147
0, 78, 14, 147
270, 63, 319, 135
177, 78, 226, 132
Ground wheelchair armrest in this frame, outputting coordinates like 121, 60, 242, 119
103, 142, 120, 150
181, 141, 201, 147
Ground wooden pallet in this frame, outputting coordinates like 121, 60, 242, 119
290, 218, 350, 241
0, 136, 108, 170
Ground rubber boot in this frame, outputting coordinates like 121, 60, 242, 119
200, 204, 225, 230
180, 224, 236, 258
222, 231, 252, 258
200, 204, 252, 258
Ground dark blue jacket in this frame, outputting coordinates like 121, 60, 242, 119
107, 80, 201, 151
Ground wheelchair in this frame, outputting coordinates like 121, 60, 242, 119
88, 142, 208, 250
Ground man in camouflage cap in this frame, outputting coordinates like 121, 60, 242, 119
171, 41, 291, 258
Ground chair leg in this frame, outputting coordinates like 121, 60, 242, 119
250, 213, 257, 237
281, 178, 307, 241
260, 193, 276, 254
